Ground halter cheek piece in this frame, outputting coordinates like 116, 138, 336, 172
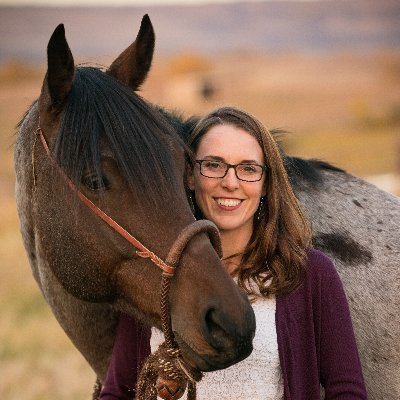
35, 127, 222, 399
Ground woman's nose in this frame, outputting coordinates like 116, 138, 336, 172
221, 167, 240, 190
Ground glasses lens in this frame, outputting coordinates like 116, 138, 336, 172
198, 160, 264, 181
200, 160, 227, 178
236, 164, 263, 181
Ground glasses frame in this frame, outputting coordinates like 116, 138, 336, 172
195, 160, 266, 182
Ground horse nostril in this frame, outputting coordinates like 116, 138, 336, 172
202, 307, 235, 351
198, 303, 255, 368
202, 305, 254, 360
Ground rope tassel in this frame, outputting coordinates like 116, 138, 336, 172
136, 343, 201, 400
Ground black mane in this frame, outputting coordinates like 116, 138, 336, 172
54, 67, 183, 208
285, 156, 345, 189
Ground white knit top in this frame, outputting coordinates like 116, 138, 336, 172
150, 295, 284, 400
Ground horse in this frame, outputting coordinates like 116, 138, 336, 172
15, 15, 399, 400
14, 15, 256, 396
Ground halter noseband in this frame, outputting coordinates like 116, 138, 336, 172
34, 127, 222, 396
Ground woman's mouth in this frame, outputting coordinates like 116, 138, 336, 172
215, 198, 242, 210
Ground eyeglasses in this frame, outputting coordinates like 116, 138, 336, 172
196, 160, 266, 182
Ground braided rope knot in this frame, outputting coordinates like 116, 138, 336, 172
136, 342, 202, 400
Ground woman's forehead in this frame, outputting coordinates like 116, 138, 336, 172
196, 124, 264, 162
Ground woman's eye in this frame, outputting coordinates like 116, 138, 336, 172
241, 165, 257, 173
204, 161, 222, 170
82, 174, 110, 191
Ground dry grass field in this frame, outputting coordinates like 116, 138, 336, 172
1, 50, 399, 399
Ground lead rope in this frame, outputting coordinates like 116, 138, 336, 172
136, 221, 222, 400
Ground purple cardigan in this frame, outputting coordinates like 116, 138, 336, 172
100, 249, 367, 399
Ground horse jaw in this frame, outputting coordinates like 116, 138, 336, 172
106, 14, 155, 91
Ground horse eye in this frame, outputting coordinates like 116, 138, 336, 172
82, 174, 110, 191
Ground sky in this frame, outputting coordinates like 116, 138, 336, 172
0, 0, 315, 6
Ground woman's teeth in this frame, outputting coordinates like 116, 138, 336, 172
217, 198, 241, 207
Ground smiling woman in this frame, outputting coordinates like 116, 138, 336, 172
101, 106, 367, 400
186, 107, 311, 295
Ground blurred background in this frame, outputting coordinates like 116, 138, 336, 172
1, 0, 399, 398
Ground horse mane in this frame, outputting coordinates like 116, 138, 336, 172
53, 66, 184, 208
158, 108, 198, 144
285, 156, 345, 188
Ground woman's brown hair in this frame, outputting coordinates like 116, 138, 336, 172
188, 106, 312, 297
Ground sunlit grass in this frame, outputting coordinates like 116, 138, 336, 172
285, 124, 399, 178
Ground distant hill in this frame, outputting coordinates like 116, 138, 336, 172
0, 0, 399, 63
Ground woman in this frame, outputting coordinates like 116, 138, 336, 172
100, 107, 367, 399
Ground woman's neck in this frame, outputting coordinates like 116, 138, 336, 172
220, 225, 253, 275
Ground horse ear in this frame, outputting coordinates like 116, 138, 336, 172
107, 14, 155, 90
46, 24, 75, 108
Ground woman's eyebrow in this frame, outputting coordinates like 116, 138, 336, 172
201, 155, 262, 164
201, 155, 225, 161
202, 155, 262, 164
240, 159, 262, 164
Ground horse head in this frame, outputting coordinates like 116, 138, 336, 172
19, 15, 255, 373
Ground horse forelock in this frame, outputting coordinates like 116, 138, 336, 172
53, 66, 184, 209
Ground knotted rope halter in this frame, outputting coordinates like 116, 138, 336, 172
34, 127, 222, 400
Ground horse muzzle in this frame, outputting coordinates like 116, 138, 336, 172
175, 306, 255, 372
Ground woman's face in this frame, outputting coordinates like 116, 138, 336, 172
188, 124, 266, 238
